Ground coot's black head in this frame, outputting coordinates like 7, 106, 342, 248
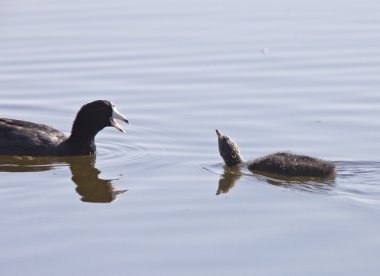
216, 129, 244, 167
71, 100, 129, 139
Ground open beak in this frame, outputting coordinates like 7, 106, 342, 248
110, 107, 129, 133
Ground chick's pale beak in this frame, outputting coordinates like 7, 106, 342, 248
110, 107, 129, 133
216, 129, 222, 138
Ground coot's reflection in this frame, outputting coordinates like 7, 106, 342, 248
216, 166, 334, 195
69, 156, 126, 203
0, 155, 126, 203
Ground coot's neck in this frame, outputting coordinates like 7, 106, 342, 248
64, 116, 104, 155
65, 132, 96, 155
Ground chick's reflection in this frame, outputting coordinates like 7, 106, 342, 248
216, 166, 242, 195
215, 165, 334, 195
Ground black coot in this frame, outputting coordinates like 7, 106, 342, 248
0, 100, 129, 156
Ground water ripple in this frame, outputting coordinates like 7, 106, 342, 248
201, 161, 380, 209
96, 141, 150, 168
201, 162, 334, 194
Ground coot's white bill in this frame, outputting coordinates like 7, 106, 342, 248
110, 106, 129, 133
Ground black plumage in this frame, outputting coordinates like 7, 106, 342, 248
0, 100, 128, 156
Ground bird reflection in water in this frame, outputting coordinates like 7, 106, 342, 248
216, 166, 242, 195
69, 156, 126, 203
0, 155, 126, 203
216, 166, 335, 195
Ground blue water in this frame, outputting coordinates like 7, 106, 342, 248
1, 0, 380, 275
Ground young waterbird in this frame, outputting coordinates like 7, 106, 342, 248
216, 129, 335, 178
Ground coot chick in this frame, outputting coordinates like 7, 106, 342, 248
0, 100, 129, 156
216, 129, 335, 178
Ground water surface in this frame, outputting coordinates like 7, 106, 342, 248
1, 0, 380, 275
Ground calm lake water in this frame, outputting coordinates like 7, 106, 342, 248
1, 0, 380, 275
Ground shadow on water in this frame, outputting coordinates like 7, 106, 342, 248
250, 170, 335, 194
0, 155, 126, 203
215, 165, 335, 195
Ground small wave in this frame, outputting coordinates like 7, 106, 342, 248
96, 141, 150, 168
0, 140, 150, 173
201, 161, 380, 210
201, 162, 335, 195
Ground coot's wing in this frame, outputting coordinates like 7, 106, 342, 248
0, 118, 67, 156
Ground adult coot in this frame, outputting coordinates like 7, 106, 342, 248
0, 100, 129, 156
216, 129, 335, 178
